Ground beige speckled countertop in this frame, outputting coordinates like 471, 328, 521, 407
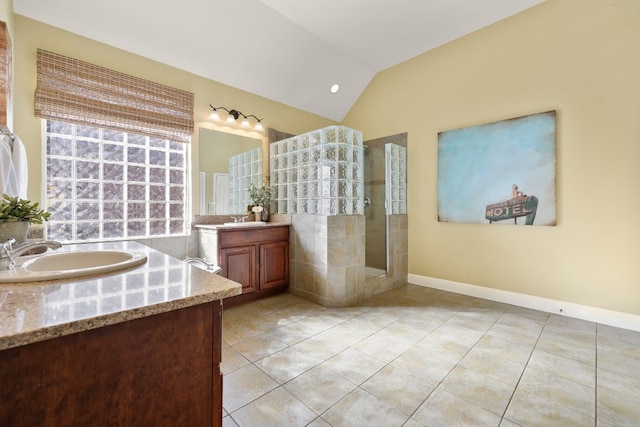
0, 241, 242, 350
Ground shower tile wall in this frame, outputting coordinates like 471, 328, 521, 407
269, 127, 408, 307
229, 147, 262, 214
364, 143, 386, 272
362, 134, 409, 298
288, 214, 365, 307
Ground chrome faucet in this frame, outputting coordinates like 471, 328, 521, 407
0, 238, 63, 270
230, 216, 247, 223
184, 256, 222, 273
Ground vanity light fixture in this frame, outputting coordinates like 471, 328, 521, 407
209, 105, 264, 131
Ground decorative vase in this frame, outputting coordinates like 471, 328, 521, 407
261, 204, 270, 222
0, 221, 30, 244
254, 212, 261, 222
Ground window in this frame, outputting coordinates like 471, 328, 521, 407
34, 49, 194, 243
45, 120, 188, 242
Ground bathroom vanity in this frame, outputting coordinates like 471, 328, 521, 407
197, 223, 289, 307
0, 241, 241, 427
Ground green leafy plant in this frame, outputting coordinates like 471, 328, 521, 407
0, 194, 51, 224
248, 183, 271, 207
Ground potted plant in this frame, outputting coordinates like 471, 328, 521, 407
0, 194, 51, 244
248, 183, 272, 222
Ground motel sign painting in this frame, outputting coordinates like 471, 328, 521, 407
438, 111, 556, 226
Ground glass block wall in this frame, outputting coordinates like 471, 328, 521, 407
385, 143, 407, 214
270, 126, 364, 215
229, 147, 262, 214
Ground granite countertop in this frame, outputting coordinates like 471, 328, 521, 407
0, 241, 242, 351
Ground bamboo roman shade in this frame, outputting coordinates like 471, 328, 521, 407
35, 49, 194, 143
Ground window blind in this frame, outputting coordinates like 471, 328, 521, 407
35, 49, 194, 143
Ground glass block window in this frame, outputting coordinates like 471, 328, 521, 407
44, 120, 188, 242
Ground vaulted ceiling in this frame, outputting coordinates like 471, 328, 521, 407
14, 0, 545, 121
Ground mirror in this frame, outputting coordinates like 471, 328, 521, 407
198, 128, 264, 215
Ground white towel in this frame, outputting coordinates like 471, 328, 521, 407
0, 135, 19, 197
11, 134, 28, 199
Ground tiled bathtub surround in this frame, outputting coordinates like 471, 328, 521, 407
270, 126, 364, 216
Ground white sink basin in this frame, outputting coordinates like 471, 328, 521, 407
0, 250, 147, 283
222, 222, 266, 227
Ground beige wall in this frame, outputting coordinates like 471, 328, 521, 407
344, 0, 640, 315
9, 1, 640, 316
12, 15, 334, 212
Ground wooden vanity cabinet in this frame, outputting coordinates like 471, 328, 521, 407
218, 225, 289, 307
0, 301, 224, 427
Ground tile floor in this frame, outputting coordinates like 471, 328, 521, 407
221, 284, 640, 427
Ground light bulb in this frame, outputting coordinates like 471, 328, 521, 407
226, 114, 235, 124
209, 110, 220, 121
241, 117, 250, 128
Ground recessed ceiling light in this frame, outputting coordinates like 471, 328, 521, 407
330, 84, 340, 94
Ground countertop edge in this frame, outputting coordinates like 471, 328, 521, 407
1, 290, 239, 350
0, 241, 242, 351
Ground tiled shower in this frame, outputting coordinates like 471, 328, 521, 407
269, 126, 364, 216
362, 133, 408, 297
269, 126, 408, 307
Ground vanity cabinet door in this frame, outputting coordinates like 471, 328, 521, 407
259, 241, 289, 290
220, 245, 257, 293
218, 225, 290, 307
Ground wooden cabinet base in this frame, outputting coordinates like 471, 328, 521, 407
218, 225, 289, 308
0, 302, 223, 427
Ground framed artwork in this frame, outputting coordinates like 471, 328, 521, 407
438, 110, 556, 226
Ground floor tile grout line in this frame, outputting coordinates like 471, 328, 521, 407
224, 307, 398, 421
400, 303, 507, 423
225, 300, 439, 425
498, 309, 550, 423
222, 287, 634, 426
595, 322, 599, 425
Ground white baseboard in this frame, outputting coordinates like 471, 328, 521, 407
408, 274, 640, 332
